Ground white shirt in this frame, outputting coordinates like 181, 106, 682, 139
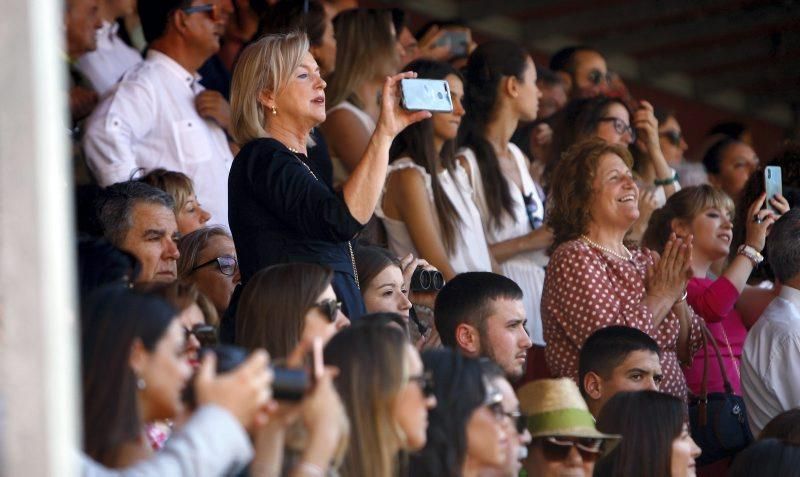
83, 50, 233, 227
75, 21, 142, 96
741, 285, 800, 436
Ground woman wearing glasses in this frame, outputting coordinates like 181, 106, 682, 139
410, 349, 510, 477
235, 262, 349, 360
228, 31, 428, 326
594, 390, 701, 477
178, 226, 241, 321
325, 323, 437, 477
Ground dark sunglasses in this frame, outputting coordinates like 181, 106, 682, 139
184, 324, 218, 347
503, 410, 528, 434
409, 371, 435, 398
587, 69, 611, 86
536, 436, 603, 463
191, 256, 237, 276
598, 117, 636, 143
314, 299, 341, 323
181, 3, 222, 22
660, 129, 682, 147
523, 193, 543, 231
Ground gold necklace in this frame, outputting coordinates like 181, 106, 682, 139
579, 234, 633, 262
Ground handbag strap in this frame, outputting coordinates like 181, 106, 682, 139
699, 320, 735, 395
697, 321, 709, 426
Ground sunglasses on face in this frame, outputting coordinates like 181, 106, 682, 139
660, 129, 682, 147
598, 117, 636, 143
536, 436, 603, 463
587, 69, 611, 86
191, 256, 237, 276
314, 299, 341, 323
181, 3, 222, 22
184, 324, 218, 347
408, 371, 435, 398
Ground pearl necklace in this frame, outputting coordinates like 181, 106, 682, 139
287, 146, 301, 154
579, 234, 633, 262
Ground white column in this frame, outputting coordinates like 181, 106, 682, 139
0, 0, 80, 475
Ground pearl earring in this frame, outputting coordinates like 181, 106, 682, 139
137, 377, 146, 390
271, 106, 277, 115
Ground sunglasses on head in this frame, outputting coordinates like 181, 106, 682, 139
314, 299, 341, 323
598, 117, 636, 143
191, 256, 237, 276
536, 436, 603, 463
184, 324, 218, 347
181, 3, 222, 22
408, 371, 435, 398
660, 129, 682, 147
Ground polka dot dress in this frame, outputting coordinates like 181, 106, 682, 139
541, 239, 704, 401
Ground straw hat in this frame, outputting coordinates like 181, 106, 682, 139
517, 378, 620, 453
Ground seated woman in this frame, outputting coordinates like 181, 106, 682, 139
542, 138, 704, 401
410, 349, 510, 477
320, 8, 403, 186
228, 31, 429, 324
81, 286, 192, 467
235, 262, 349, 359
324, 322, 437, 477
177, 226, 240, 322
458, 40, 552, 345
378, 59, 492, 279
139, 168, 212, 234
594, 390, 701, 477
642, 186, 786, 399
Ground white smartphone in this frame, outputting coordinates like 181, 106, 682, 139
400, 78, 454, 113
764, 166, 782, 213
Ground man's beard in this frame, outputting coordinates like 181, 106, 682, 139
479, 334, 526, 381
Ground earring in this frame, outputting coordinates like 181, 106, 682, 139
271, 106, 277, 115
137, 377, 146, 390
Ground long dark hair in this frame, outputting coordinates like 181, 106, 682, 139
409, 349, 487, 477
389, 59, 464, 253
235, 262, 333, 359
459, 40, 530, 230
354, 243, 401, 291
544, 95, 632, 189
594, 390, 687, 477
81, 286, 178, 466
729, 439, 800, 477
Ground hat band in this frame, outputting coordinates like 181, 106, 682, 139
527, 408, 596, 433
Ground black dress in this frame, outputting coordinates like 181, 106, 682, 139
225, 138, 366, 341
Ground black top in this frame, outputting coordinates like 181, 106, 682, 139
228, 138, 365, 317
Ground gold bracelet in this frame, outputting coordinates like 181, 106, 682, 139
677, 290, 688, 303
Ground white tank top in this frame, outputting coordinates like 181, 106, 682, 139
326, 101, 376, 187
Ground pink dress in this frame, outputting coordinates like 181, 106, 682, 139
683, 276, 747, 395
541, 239, 704, 400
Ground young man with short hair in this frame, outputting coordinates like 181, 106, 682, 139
578, 326, 663, 417
435, 272, 532, 381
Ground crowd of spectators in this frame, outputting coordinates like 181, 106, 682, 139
64, 0, 800, 476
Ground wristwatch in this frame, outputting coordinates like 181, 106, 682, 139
737, 244, 764, 266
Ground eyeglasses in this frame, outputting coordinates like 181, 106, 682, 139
598, 117, 636, 143
660, 129, 682, 147
536, 436, 603, 463
503, 410, 528, 434
191, 256, 237, 276
181, 3, 222, 22
408, 371, 435, 398
184, 324, 218, 347
314, 299, 341, 323
587, 69, 611, 86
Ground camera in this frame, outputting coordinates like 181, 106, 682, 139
410, 267, 445, 292
184, 345, 310, 407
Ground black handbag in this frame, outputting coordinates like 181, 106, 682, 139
688, 321, 754, 466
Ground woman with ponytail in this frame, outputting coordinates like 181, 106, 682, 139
457, 40, 553, 345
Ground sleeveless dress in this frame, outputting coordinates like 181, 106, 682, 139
326, 101, 376, 187
459, 144, 548, 345
375, 157, 493, 274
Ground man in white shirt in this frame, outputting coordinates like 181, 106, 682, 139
741, 208, 800, 436
76, 0, 142, 96
84, 0, 234, 227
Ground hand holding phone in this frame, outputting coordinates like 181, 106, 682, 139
400, 78, 454, 113
764, 166, 783, 213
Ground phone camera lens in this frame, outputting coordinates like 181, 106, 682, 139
437, 92, 443, 99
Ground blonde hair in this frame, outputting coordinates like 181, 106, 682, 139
230, 31, 310, 145
139, 168, 194, 216
326, 9, 398, 109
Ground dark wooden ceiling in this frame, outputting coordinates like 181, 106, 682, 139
379, 0, 800, 130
